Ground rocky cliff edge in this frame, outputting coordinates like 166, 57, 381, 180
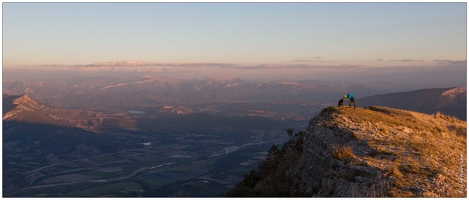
226, 106, 466, 197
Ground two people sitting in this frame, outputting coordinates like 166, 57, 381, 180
338, 93, 356, 109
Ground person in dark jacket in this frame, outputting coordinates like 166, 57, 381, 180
337, 98, 344, 107
343, 93, 356, 109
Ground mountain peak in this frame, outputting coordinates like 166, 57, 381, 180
227, 106, 466, 197
11, 93, 38, 107
2, 94, 136, 132
442, 86, 466, 100
3, 94, 49, 120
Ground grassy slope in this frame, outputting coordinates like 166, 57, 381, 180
324, 106, 466, 197
226, 105, 466, 197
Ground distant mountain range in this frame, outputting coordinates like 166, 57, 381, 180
3, 76, 435, 110
2, 93, 305, 134
2, 94, 134, 131
4, 84, 465, 135
358, 87, 466, 120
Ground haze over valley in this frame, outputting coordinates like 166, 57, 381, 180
3, 2, 466, 197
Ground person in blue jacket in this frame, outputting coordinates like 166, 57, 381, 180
343, 93, 356, 109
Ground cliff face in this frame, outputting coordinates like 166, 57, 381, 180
226, 106, 466, 197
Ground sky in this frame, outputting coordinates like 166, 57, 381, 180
2, 2, 467, 67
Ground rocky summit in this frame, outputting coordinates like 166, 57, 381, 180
226, 106, 466, 197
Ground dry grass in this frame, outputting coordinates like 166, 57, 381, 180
447, 124, 467, 137
434, 111, 461, 123
388, 189, 413, 197
379, 126, 388, 134
332, 145, 354, 161
399, 159, 421, 174
388, 163, 403, 179
324, 106, 467, 197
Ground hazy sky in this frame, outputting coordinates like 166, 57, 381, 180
3, 2, 466, 67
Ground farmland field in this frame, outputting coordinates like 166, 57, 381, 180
4, 127, 291, 197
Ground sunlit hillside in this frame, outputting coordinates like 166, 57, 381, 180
226, 106, 466, 197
